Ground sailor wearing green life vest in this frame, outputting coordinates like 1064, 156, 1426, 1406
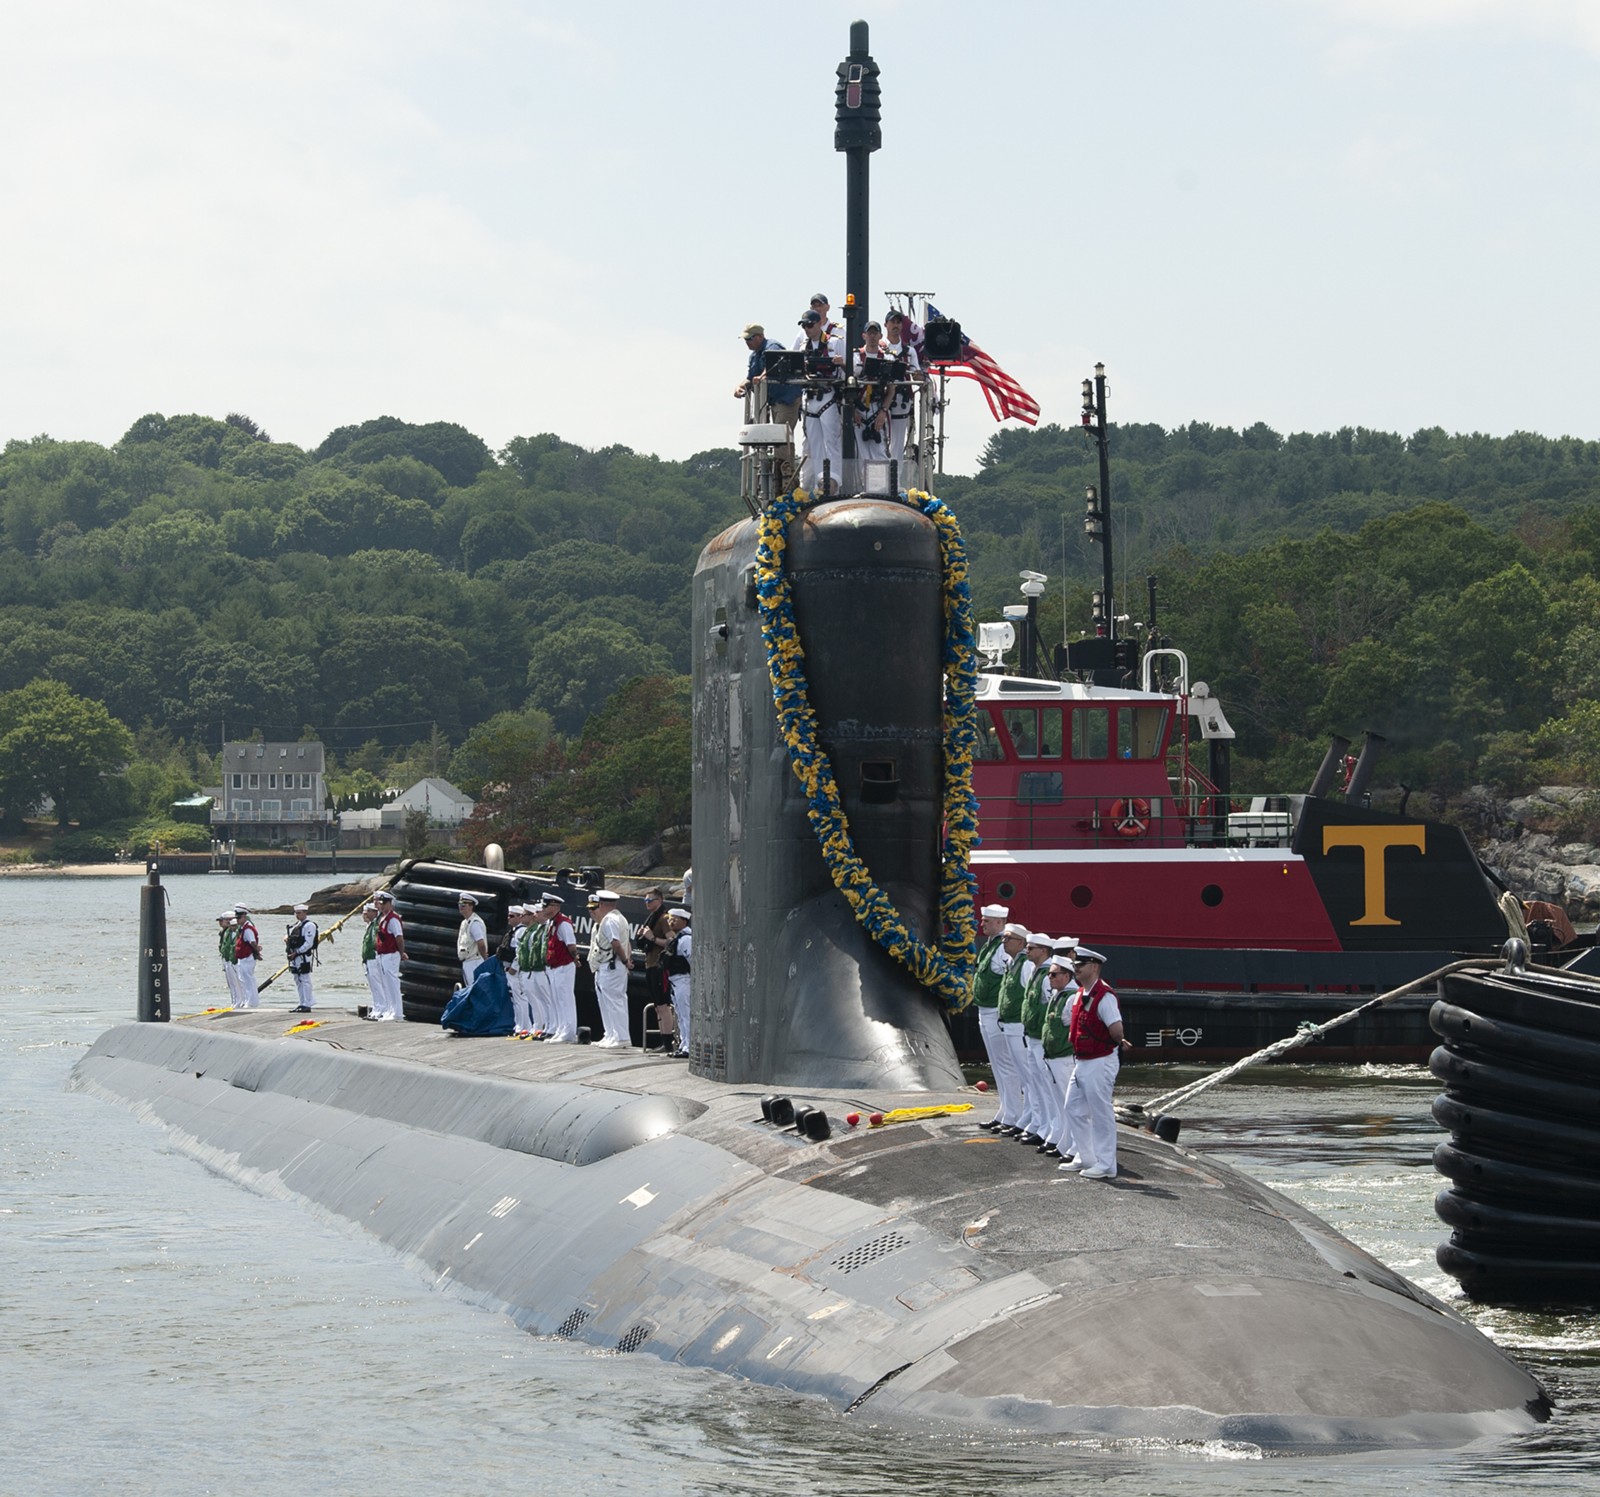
216, 911, 240, 1009
1014, 932, 1057, 1150
1038, 940, 1080, 1161
358, 902, 384, 1016
990, 921, 1031, 1136
516, 904, 552, 1039
973, 904, 1017, 1134
504, 905, 531, 1036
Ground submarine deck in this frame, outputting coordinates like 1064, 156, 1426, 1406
72, 1008, 1549, 1452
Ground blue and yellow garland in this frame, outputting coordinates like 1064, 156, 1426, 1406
754, 486, 981, 1011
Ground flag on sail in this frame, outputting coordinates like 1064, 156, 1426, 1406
923, 306, 1040, 426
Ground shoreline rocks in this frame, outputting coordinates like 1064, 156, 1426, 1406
1470, 785, 1600, 915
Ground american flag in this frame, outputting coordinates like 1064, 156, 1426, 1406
924, 305, 1040, 427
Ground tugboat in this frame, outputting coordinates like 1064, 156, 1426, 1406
72, 23, 1553, 1452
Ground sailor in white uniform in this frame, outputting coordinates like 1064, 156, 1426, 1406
456, 893, 488, 987
232, 903, 261, 1009
793, 309, 844, 493
589, 889, 633, 1047
539, 893, 579, 1042
287, 902, 318, 1012
216, 911, 241, 1009
664, 907, 692, 1056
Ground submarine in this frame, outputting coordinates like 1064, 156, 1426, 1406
72, 23, 1550, 1453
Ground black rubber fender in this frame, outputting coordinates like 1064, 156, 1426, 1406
1429, 1045, 1600, 1121
1441, 970, 1600, 1043
1431, 1001, 1600, 1083
1437, 1238, 1600, 1306
1434, 1140, 1600, 1213
1435, 1188, 1600, 1248
1432, 1091, 1600, 1174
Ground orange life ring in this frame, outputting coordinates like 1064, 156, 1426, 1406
1110, 797, 1150, 838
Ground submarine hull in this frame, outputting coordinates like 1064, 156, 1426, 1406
72, 1013, 1548, 1452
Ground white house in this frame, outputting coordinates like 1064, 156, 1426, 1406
381, 777, 476, 827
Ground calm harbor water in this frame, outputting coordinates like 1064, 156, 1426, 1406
4, 872, 1600, 1496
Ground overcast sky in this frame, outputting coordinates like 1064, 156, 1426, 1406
3, 0, 1596, 475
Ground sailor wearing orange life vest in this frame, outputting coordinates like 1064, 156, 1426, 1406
539, 893, 579, 1043
1059, 948, 1132, 1180
232, 903, 262, 1009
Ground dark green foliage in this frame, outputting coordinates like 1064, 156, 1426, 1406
9, 408, 1600, 854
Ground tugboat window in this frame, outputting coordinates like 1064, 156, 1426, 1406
975, 713, 1004, 761
1116, 706, 1170, 760
1040, 706, 1063, 759
1072, 707, 1110, 760
1006, 710, 1038, 759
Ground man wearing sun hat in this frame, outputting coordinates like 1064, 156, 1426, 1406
1061, 948, 1132, 1180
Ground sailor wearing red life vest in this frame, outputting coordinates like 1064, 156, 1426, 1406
1059, 948, 1131, 1180
371, 890, 406, 1021
232, 903, 262, 1009
539, 893, 579, 1043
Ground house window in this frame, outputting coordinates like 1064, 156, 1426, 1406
248, 773, 259, 788
300, 773, 312, 789
290, 798, 312, 816
261, 799, 282, 820
234, 799, 252, 817
268, 773, 278, 789
231, 774, 242, 789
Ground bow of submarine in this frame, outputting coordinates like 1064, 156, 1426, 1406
71, 1018, 1548, 1453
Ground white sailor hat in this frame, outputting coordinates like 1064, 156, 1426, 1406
457, 892, 479, 905
293, 903, 309, 913
1002, 922, 1029, 938
374, 891, 394, 902
1053, 937, 1080, 954
1025, 931, 1053, 948
361, 902, 377, 913
1047, 954, 1077, 973
668, 907, 691, 920
216, 910, 236, 921
233, 903, 249, 913
507, 904, 526, 915
1075, 947, 1107, 965
595, 888, 620, 902
980, 903, 1009, 920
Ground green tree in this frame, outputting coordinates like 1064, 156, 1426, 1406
0, 680, 135, 829
525, 620, 666, 737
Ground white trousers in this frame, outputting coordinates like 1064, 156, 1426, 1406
979, 1008, 1021, 1126
375, 951, 402, 1020
594, 962, 631, 1047
510, 970, 533, 1034
460, 956, 483, 988
545, 964, 577, 1043
293, 971, 314, 1008
362, 959, 384, 1014
985, 1023, 1024, 1125
1045, 1054, 1077, 1154
800, 399, 842, 492
669, 974, 691, 1052
1018, 1036, 1053, 1138
1064, 1053, 1120, 1175
234, 955, 258, 1009
222, 963, 241, 1008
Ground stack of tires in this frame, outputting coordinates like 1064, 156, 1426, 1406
1430, 965, 1600, 1304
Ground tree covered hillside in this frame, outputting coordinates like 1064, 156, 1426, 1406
5, 409, 1600, 851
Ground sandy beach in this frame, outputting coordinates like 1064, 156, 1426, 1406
0, 862, 149, 877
